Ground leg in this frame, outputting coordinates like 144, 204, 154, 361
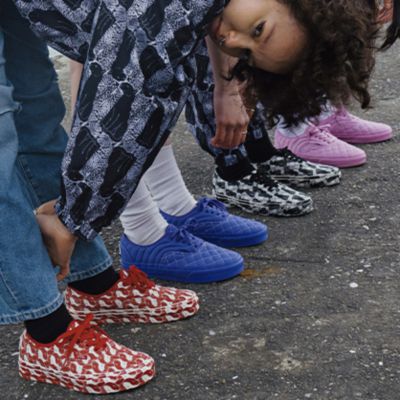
1, 3, 112, 284
142, 143, 197, 216
0, 29, 62, 325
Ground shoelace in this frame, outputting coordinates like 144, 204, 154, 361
181, 198, 227, 232
276, 148, 304, 163
250, 169, 278, 188
59, 314, 107, 363
123, 266, 155, 292
198, 198, 227, 216
307, 124, 335, 144
167, 226, 201, 248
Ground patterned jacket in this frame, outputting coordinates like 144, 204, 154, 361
12, 0, 229, 240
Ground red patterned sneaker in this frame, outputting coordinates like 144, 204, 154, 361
65, 266, 200, 324
18, 315, 155, 394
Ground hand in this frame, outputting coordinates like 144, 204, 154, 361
35, 200, 77, 281
378, 0, 393, 24
211, 89, 250, 149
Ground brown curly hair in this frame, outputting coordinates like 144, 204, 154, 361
231, 0, 380, 127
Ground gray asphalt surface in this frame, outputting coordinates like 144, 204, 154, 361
0, 43, 399, 400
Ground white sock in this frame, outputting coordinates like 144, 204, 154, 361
143, 144, 196, 216
276, 118, 310, 138
119, 178, 168, 245
277, 103, 337, 137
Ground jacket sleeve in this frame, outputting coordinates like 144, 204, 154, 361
12, 0, 230, 240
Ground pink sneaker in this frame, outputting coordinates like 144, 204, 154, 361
318, 107, 393, 144
274, 124, 367, 168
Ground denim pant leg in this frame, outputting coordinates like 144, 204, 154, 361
1, 5, 112, 285
0, 30, 63, 324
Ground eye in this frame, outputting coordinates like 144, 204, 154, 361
253, 22, 265, 38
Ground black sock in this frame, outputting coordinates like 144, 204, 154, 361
25, 304, 73, 344
215, 152, 255, 182
68, 266, 119, 295
245, 135, 278, 164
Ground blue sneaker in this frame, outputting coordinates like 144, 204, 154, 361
120, 225, 244, 283
161, 198, 268, 248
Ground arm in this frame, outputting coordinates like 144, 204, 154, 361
34, 61, 84, 281
35, 200, 77, 281
206, 36, 250, 149
70, 60, 83, 110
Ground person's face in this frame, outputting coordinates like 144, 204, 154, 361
209, 0, 308, 73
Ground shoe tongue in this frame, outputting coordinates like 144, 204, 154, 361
165, 224, 179, 235
198, 197, 226, 214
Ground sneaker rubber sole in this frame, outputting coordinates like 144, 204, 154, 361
122, 259, 244, 284
270, 169, 341, 188
214, 193, 314, 217
19, 358, 155, 394
69, 299, 200, 325
199, 228, 268, 248
335, 129, 393, 144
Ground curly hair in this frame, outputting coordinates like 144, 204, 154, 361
231, 0, 380, 127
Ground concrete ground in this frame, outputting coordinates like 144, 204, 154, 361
0, 43, 399, 400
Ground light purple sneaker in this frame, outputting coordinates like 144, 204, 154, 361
274, 124, 367, 168
318, 107, 393, 144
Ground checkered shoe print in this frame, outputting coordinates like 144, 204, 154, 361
259, 149, 341, 188
65, 266, 199, 324
212, 169, 313, 217
19, 315, 155, 394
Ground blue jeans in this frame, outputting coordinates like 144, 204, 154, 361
0, 10, 112, 325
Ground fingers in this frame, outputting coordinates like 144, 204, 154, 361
36, 211, 77, 282
378, 0, 393, 24
57, 263, 70, 282
212, 117, 249, 149
211, 124, 229, 148
233, 123, 249, 147
35, 199, 58, 215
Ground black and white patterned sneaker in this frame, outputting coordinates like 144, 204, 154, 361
259, 149, 342, 188
212, 169, 314, 217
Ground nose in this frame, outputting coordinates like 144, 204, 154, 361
223, 31, 244, 49
219, 31, 249, 59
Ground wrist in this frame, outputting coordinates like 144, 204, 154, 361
214, 77, 240, 94
35, 200, 78, 243
214, 86, 241, 98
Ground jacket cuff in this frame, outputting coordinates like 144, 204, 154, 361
55, 200, 98, 241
